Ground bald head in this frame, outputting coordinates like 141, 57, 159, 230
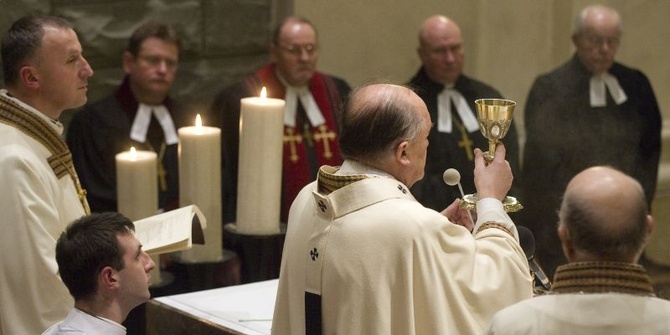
339, 84, 431, 186
417, 15, 464, 84
559, 166, 651, 262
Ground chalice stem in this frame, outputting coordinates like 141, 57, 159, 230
484, 141, 496, 163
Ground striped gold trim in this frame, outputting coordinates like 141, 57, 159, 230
552, 262, 655, 296
476, 221, 514, 237
317, 166, 368, 194
0, 94, 90, 214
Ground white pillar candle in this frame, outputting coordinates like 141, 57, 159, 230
236, 88, 285, 235
115, 147, 161, 284
178, 114, 223, 263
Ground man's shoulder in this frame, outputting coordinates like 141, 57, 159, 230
610, 61, 651, 84
459, 74, 503, 97
71, 94, 121, 122
315, 71, 351, 94
213, 75, 258, 101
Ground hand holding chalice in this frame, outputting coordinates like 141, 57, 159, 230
457, 98, 523, 213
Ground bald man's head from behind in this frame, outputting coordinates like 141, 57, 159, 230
339, 84, 432, 188
558, 166, 653, 264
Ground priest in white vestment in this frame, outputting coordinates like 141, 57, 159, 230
0, 15, 93, 334
272, 84, 533, 335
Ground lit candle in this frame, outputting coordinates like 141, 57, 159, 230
236, 87, 285, 234
115, 147, 161, 283
178, 114, 223, 262
116, 147, 158, 220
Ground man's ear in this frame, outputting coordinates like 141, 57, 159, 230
395, 140, 410, 166
557, 224, 574, 262
122, 51, 134, 74
99, 266, 120, 290
645, 214, 654, 237
19, 66, 39, 89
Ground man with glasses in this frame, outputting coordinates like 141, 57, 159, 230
211, 16, 351, 226
407, 15, 521, 213
67, 21, 193, 214
520, 4, 661, 280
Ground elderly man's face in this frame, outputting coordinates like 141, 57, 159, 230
271, 22, 318, 87
573, 12, 621, 74
418, 20, 464, 85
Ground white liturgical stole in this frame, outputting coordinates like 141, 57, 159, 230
437, 87, 479, 133
283, 86, 326, 128
590, 72, 627, 107
130, 103, 178, 145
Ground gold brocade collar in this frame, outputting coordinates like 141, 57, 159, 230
551, 261, 655, 296
317, 165, 369, 194
0, 93, 90, 214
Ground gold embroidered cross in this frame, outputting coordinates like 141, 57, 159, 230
313, 125, 335, 159
284, 127, 303, 162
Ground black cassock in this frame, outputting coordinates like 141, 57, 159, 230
520, 54, 661, 278
67, 76, 196, 213
408, 67, 522, 213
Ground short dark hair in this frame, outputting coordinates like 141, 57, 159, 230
56, 212, 135, 301
339, 84, 424, 164
1, 14, 73, 87
271, 16, 317, 46
560, 181, 647, 261
126, 20, 180, 57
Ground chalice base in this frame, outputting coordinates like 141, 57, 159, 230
460, 194, 523, 213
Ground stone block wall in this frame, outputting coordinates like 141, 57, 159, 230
0, 0, 279, 126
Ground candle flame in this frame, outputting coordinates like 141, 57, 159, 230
130, 146, 137, 161
260, 87, 267, 99
195, 114, 203, 128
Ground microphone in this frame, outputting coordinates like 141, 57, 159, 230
517, 226, 552, 291
443, 168, 474, 225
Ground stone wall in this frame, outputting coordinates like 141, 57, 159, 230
0, 0, 283, 125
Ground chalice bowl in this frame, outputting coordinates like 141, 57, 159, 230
476, 98, 515, 163
460, 98, 522, 213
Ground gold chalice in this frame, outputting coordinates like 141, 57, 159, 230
460, 98, 522, 213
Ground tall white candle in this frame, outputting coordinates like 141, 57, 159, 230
115, 147, 161, 284
116, 147, 158, 220
236, 88, 285, 235
178, 114, 223, 263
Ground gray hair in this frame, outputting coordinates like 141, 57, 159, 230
573, 5, 622, 36
339, 84, 425, 165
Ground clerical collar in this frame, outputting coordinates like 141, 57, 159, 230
275, 71, 325, 128
0, 89, 64, 134
551, 261, 655, 296
317, 160, 391, 194
129, 103, 178, 145
436, 85, 479, 133
590, 72, 627, 107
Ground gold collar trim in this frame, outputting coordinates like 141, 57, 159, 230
317, 165, 369, 194
552, 261, 655, 296
0, 95, 90, 214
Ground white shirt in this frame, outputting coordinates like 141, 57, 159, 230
42, 309, 126, 335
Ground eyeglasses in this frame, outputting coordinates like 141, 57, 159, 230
137, 55, 178, 69
583, 35, 620, 48
278, 44, 317, 56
